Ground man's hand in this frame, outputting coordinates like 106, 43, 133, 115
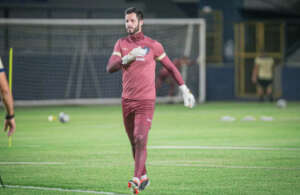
179, 84, 195, 108
122, 47, 147, 65
130, 46, 147, 57
122, 54, 135, 65
4, 118, 16, 137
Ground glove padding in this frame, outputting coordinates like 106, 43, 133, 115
179, 84, 195, 108
122, 47, 147, 65
131, 46, 147, 57
121, 54, 135, 65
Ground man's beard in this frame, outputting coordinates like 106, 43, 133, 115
127, 21, 140, 35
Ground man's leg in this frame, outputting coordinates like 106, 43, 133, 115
133, 115, 150, 178
133, 100, 155, 179
266, 83, 273, 102
257, 85, 264, 102
122, 100, 141, 194
141, 166, 147, 176
122, 99, 135, 159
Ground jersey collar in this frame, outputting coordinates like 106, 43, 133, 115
128, 32, 144, 42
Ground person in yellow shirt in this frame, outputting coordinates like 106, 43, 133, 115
251, 53, 274, 102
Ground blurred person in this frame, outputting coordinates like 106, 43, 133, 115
156, 56, 192, 99
106, 7, 195, 194
251, 51, 275, 102
0, 57, 16, 137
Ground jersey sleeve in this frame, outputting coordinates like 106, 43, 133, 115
153, 41, 166, 61
112, 39, 122, 58
160, 56, 184, 86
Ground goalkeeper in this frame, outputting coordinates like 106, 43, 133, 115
106, 7, 195, 194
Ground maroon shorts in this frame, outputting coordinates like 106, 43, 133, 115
122, 98, 155, 139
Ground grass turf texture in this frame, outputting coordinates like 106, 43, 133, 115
0, 102, 300, 195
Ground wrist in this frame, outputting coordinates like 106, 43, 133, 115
179, 84, 189, 93
6, 114, 15, 120
127, 53, 135, 60
122, 54, 135, 65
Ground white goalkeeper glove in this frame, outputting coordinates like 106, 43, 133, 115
179, 84, 195, 108
121, 54, 135, 65
122, 46, 147, 65
131, 46, 147, 56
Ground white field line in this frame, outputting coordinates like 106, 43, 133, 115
24, 145, 41, 148
149, 163, 300, 170
4, 185, 127, 195
0, 162, 65, 165
148, 146, 300, 151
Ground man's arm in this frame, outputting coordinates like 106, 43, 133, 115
252, 63, 258, 84
106, 40, 146, 73
107, 40, 123, 73
106, 54, 122, 73
153, 40, 195, 107
160, 56, 184, 85
159, 55, 195, 108
106, 47, 144, 73
0, 72, 16, 136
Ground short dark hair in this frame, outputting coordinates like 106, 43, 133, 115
125, 7, 144, 20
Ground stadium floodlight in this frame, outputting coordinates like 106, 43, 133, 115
0, 18, 206, 106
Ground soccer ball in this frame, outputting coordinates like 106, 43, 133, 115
59, 112, 70, 123
276, 99, 287, 109
48, 115, 54, 122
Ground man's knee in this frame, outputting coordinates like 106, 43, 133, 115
134, 134, 147, 147
257, 86, 264, 94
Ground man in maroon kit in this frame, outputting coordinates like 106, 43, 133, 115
107, 7, 195, 194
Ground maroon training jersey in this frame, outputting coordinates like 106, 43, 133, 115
111, 32, 183, 100
158, 58, 182, 79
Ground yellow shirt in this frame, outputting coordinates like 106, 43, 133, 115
255, 56, 274, 80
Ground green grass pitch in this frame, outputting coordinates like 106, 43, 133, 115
1, 102, 300, 195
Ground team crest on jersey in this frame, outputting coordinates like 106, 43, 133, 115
143, 46, 150, 55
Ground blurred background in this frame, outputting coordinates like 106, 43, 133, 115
0, 0, 299, 104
